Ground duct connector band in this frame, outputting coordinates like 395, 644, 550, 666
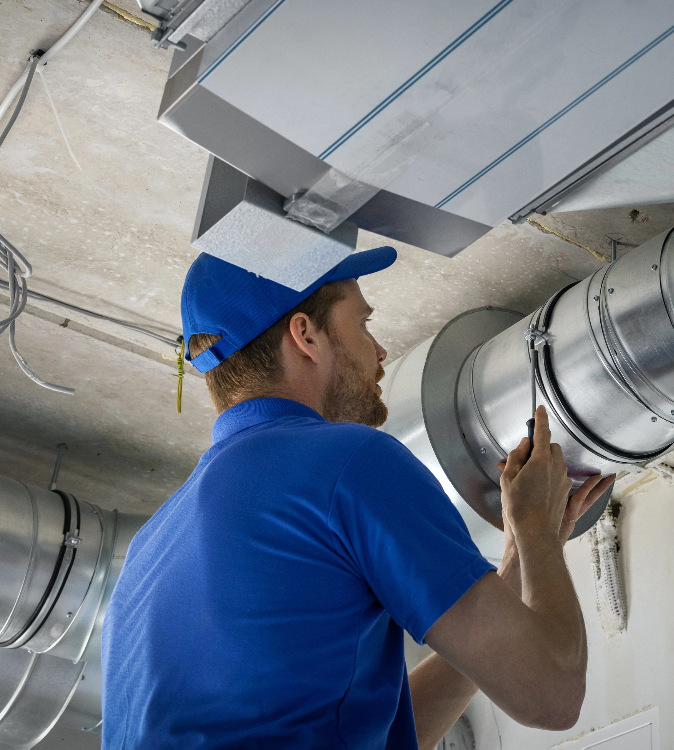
0, 476, 139, 662
381, 228, 674, 547
0, 476, 148, 747
458, 230, 674, 532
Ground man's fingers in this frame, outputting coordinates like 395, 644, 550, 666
531, 404, 551, 456
501, 438, 529, 480
569, 474, 616, 520
580, 475, 616, 515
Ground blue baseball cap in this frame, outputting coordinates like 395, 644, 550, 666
181, 247, 397, 373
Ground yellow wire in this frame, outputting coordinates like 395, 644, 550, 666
173, 338, 185, 414
527, 217, 611, 263
101, 1, 157, 31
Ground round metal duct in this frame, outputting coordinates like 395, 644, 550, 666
0, 649, 85, 749
381, 227, 674, 551
0, 476, 147, 747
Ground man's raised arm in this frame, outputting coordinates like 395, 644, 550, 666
410, 406, 614, 748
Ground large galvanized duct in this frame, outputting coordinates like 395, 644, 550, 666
0, 476, 146, 748
381, 228, 674, 563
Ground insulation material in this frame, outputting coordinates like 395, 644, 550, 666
588, 503, 627, 637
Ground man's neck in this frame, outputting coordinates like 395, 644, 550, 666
233, 381, 325, 419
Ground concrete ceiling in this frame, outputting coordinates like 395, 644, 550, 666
1, 0, 674, 525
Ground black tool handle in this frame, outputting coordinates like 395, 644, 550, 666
526, 417, 535, 458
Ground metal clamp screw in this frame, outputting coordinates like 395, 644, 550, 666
608, 288, 615, 294
651, 416, 658, 422
480, 447, 487, 454
593, 295, 600, 302
64, 534, 81, 548
524, 327, 551, 348
66, 612, 73, 619
652, 264, 659, 271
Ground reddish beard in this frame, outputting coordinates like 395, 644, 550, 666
322, 347, 388, 428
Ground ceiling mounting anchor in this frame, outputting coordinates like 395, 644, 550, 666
48, 442, 67, 491
604, 235, 628, 263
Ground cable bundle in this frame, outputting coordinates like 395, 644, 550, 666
0, 233, 74, 395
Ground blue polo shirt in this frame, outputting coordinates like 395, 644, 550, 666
102, 398, 494, 749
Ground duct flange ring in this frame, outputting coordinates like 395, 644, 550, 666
422, 306, 524, 528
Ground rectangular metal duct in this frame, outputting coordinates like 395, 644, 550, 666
158, 0, 674, 241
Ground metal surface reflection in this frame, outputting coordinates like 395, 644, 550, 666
381, 228, 674, 551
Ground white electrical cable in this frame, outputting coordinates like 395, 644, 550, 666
0, 235, 30, 335
0, 0, 105, 124
0, 280, 180, 347
0, 0, 107, 396
0, 233, 75, 395
0, 57, 39, 150
37, 68, 82, 171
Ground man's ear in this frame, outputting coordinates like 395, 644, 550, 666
286, 312, 323, 364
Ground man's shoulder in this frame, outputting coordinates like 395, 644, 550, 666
302, 420, 408, 456
210, 416, 414, 475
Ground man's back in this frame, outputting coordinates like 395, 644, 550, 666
101, 398, 493, 749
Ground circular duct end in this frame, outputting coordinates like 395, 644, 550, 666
422, 307, 524, 528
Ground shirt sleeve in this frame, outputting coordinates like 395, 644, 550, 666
327, 431, 496, 644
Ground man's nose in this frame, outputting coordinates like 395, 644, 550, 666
375, 339, 387, 363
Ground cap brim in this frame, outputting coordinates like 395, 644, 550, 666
316, 245, 397, 288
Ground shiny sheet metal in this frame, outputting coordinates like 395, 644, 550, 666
0, 479, 66, 647
78, 510, 147, 664
423, 308, 524, 527
192, 156, 358, 290
159, 0, 674, 230
0, 477, 149, 747
383, 229, 674, 549
0, 650, 84, 748
24, 498, 104, 656
59, 659, 103, 734
48, 506, 117, 663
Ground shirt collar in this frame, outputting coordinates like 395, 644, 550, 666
212, 398, 324, 444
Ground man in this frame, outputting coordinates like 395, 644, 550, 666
102, 246, 613, 749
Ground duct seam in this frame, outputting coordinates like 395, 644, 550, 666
0, 493, 79, 649
0, 484, 40, 642
537, 283, 664, 463
598, 266, 674, 421
466, 346, 507, 462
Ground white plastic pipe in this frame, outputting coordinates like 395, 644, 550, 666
0, 0, 105, 123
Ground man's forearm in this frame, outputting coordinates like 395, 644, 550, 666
516, 530, 587, 697
409, 653, 477, 750
410, 548, 523, 749
498, 541, 521, 596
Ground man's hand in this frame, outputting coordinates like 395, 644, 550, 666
558, 473, 615, 543
499, 405, 572, 544
497, 406, 615, 547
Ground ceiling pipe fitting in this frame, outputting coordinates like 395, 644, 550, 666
0, 477, 147, 746
381, 228, 674, 555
